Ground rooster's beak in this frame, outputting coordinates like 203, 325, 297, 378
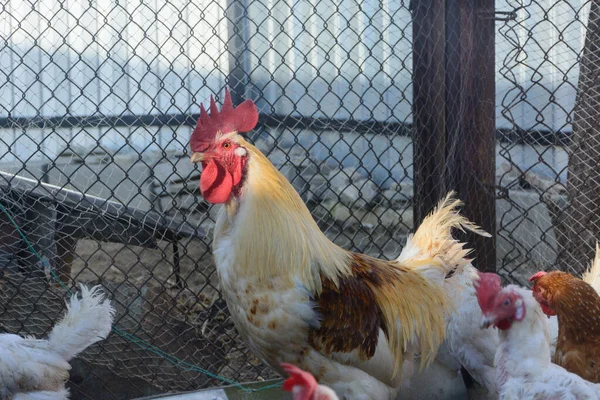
190, 152, 205, 163
480, 315, 495, 329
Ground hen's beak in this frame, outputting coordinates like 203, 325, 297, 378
480, 315, 495, 329
190, 152, 205, 163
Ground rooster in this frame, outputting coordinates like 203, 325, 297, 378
189, 89, 489, 399
0, 285, 115, 400
475, 271, 600, 399
282, 363, 338, 400
530, 257, 600, 383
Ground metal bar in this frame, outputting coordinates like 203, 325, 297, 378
0, 114, 412, 136
225, 0, 250, 104
0, 113, 571, 145
172, 240, 182, 290
0, 171, 204, 240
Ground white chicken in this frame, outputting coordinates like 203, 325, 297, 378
443, 264, 557, 396
0, 285, 115, 400
475, 271, 600, 399
443, 246, 600, 396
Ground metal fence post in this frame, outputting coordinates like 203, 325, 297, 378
226, 0, 250, 104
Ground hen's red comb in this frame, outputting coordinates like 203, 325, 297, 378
281, 363, 317, 397
529, 271, 547, 282
190, 87, 259, 153
474, 272, 502, 314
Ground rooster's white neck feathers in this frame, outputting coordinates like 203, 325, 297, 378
214, 138, 351, 293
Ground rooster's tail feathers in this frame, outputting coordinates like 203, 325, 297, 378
48, 284, 115, 361
397, 191, 491, 279
583, 242, 600, 293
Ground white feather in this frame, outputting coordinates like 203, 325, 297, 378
0, 285, 114, 397
582, 242, 600, 293
48, 284, 115, 361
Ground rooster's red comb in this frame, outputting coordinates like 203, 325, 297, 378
190, 87, 259, 152
281, 363, 317, 397
474, 272, 502, 314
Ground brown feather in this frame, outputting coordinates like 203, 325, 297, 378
309, 254, 389, 359
308, 252, 450, 374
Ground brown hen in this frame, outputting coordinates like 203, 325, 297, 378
531, 269, 600, 383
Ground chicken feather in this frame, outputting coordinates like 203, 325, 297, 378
583, 242, 600, 293
532, 268, 600, 383
444, 243, 600, 396
0, 285, 114, 399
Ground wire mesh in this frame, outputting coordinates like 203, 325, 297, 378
1, 0, 599, 397
495, 0, 599, 283
0, 0, 414, 398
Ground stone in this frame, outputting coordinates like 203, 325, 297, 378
265, 148, 288, 167
497, 162, 566, 196
381, 182, 413, 205
323, 168, 378, 207
337, 178, 378, 208
362, 207, 413, 232
306, 173, 328, 201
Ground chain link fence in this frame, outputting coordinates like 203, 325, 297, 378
495, 0, 599, 283
0, 0, 598, 398
0, 0, 414, 398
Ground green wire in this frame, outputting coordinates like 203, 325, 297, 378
0, 201, 282, 393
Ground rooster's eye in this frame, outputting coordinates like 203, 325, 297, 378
223, 142, 231, 149
503, 299, 511, 306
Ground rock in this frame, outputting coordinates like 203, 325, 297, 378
339, 178, 378, 208
253, 135, 277, 154
318, 201, 360, 231
497, 162, 566, 196
68, 359, 164, 400
306, 173, 328, 201
300, 161, 336, 201
268, 147, 314, 201
266, 146, 309, 168
329, 167, 366, 189
323, 168, 377, 207
496, 162, 521, 187
266, 148, 288, 167
524, 171, 566, 196
361, 207, 413, 232
381, 182, 413, 205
